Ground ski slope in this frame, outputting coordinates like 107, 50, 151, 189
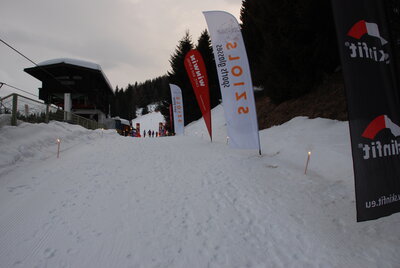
0, 107, 399, 268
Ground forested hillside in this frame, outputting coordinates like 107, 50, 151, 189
110, 0, 400, 131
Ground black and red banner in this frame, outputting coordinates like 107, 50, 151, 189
332, 0, 400, 221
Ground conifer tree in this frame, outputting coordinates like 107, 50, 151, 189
196, 30, 221, 109
240, 0, 266, 88
168, 31, 201, 126
141, 106, 149, 115
240, 0, 339, 103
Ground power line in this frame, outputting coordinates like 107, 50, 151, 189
0, 82, 39, 98
0, 37, 77, 94
0, 38, 39, 67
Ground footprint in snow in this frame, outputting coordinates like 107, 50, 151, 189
43, 248, 56, 259
7, 185, 31, 194
266, 164, 278, 169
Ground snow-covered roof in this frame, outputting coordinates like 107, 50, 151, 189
119, 119, 130, 125
37, 58, 113, 90
38, 58, 101, 71
112, 116, 130, 125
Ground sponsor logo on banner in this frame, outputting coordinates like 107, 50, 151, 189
332, 0, 400, 221
174, 97, 184, 124
345, 20, 389, 64
186, 52, 207, 87
359, 115, 400, 160
184, 50, 212, 140
169, 84, 184, 135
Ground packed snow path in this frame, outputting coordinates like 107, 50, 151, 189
0, 116, 399, 267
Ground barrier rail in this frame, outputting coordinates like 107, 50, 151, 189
0, 93, 105, 130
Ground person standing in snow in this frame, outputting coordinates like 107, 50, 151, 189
143, 130, 146, 138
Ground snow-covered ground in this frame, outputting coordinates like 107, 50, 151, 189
0, 107, 399, 268
131, 110, 164, 135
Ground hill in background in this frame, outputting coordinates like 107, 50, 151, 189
256, 72, 348, 130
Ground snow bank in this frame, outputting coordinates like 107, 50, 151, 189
0, 106, 399, 267
0, 121, 116, 176
0, 114, 12, 128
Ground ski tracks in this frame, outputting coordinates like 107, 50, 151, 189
1, 132, 398, 267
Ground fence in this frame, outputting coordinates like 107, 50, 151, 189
0, 93, 105, 130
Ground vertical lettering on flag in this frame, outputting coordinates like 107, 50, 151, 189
184, 49, 212, 141
332, 0, 400, 221
169, 104, 175, 132
169, 84, 185, 136
203, 11, 261, 153
169, 104, 173, 134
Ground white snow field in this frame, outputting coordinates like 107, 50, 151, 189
131, 110, 164, 135
0, 107, 399, 268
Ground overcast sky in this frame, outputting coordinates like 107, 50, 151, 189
0, 0, 243, 99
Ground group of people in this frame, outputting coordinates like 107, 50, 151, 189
143, 129, 158, 138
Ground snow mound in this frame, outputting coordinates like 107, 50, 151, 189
131, 111, 164, 133
0, 121, 116, 175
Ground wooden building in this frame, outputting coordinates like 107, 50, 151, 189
25, 58, 114, 123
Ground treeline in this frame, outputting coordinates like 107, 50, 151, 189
111, 0, 342, 129
166, 30, 221, 128
110, 76, 170, 120
240, 0, 340, 103
110, 30, 221, 131
240, 0, 400, 104
111, 0, 400, 130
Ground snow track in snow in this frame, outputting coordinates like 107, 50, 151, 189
0, 113, 399, 267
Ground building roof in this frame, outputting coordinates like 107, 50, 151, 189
38, 58, 102, 71
25, 58, 113, 94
